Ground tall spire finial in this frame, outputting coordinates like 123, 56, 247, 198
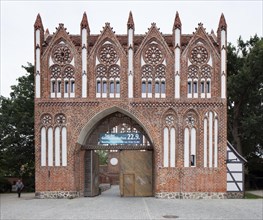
127, 11, 135, 30
34, 13, 44, 30
173, 11, 181, 30
81, 12, 90, 32
218, 13, 227, 31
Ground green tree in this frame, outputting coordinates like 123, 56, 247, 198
0, 63, 34, 178
227, 36, 263, 175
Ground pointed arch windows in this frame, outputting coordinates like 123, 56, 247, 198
96, 43, 121, 98
184, 112, 198, 167
49, 43, 75, 98
187, 45, 212, 98
141, 43, 166, 98
40, 114, 67, 167
163, 113, 177, 167
203, 111, 218, 168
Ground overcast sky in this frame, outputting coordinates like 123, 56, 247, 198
0, 0, 262, 97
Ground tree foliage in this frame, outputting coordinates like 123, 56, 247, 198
227, 36, 263, 175
0, 63, 34, 178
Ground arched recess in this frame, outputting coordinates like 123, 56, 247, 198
77, 106, 155, 197
77, 106, 154, 147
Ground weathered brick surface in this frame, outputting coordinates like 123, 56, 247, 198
34, 14, 227, 198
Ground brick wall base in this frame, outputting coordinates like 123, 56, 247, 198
155, 192, 227, 199
35, 191, 80, 199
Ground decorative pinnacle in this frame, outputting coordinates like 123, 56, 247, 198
127, 11, 135, 30
81, 12, 90, 32
34, 13, 44, 30
218, 13, 227, 31
173, 11, 181, 30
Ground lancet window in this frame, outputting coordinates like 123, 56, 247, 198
96, 43, 120, 98
203, 111, 218, 168
184, 112, 198, 167
187, 45, 212, 98
40, 113, 67, 167
141, 43, 166, 98
163, 113, 176, 167
50, 43, 75, 98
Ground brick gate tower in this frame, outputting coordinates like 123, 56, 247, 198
34, 12, 233, 199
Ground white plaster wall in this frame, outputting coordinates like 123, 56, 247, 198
48, 128, 53, 166
184, 128, 189, 167
41, 127, 46, 166
163, 127, 169, 167
62, 127, 67, 166
55, 127, 60, 166
170, 127, 176, 167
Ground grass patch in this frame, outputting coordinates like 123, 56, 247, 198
245, 192, 263, 199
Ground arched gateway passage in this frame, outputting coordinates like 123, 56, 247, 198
78, 110, 154, 197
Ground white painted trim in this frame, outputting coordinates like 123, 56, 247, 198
163, 127, 169, 167
214, 118, 218, 167
175, 29, 180, 45
62, 127, 67, 166
48, 127, 53, 166
36, 74, 40, 98
55, 127, 60, 166
184, 128, 189, 167
82, 74, 87, 98
81, 28, 87, 46
170, 127, 176, 167
203, 118, 207, 167
175, 75, 180, 98
41, 127, 46, 166
209, 112, 213, 168
191, 128, 196, 166
36, 30, 40, 45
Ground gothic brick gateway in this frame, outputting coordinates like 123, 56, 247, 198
34, 11, 229, 199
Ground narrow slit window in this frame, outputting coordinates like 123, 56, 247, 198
161, 81, 165, 94
70, 81, 75, 93
142, 81, 146, 93
64, 81, 69, 93
155, 81, 160, 93
201, 81, 205, 93
188, 81, 192, 94
57, 81, 61, 93
51, 81, 56, 93
193, 81, 198, 93
148, 81, 152, 93
207, 81, 210, 93
110, 81, 114, 93
191, 155, 195, 166
103, 81, 107, 93
97, 81, 101, 93
116, 81, 120, 94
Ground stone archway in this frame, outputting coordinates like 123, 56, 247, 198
78, 109, 154, 197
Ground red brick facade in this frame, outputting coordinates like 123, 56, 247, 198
34, 12, 228, 198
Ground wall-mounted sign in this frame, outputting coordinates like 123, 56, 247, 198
99, 133, 142, 145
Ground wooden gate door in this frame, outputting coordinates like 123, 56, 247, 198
120, 150, 153, 197
84, 150, 100, 197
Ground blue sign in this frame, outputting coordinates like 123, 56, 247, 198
99, 133, 142, 144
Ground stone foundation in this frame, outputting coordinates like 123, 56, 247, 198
226, 192, 244, 199
155, 192, 228, 199
35, 191, 80, 199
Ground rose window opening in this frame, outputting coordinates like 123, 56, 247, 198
98, 44, 119, 66
56, 114, 66, 125
185, 116, 196, 127
50, 65, 61, 79
190, 46, 209, 65
63, 65, 75, 78
165, 115, 174, 126
52, 45, 73, 65
42, 114, 52, 125
143, 44, 164, 65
